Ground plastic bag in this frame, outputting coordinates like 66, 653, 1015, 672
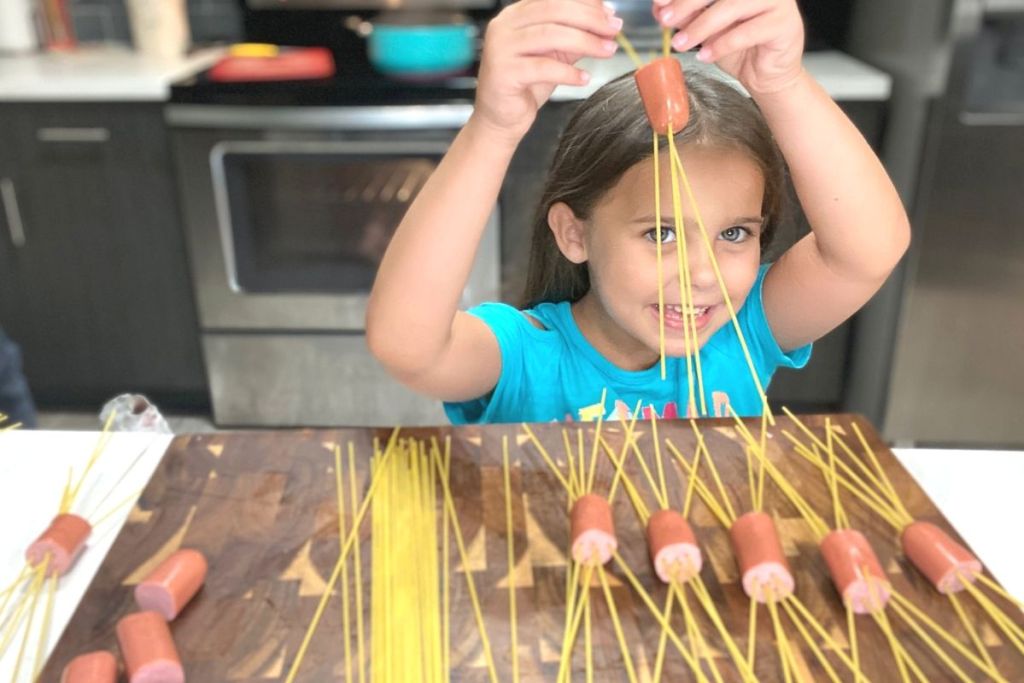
99, 394, 172, 434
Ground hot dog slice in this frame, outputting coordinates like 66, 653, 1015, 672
570, 493, 617, 566
116, 611, 185, 683
819, 529, 891, 613
728, 511, 794, 603
60, 650, 118, 683
135, 549, 208, 621
901, 520, 982, 594
646, 508, 702, 583
26, 513, 92, 576
634, 56, 690, 135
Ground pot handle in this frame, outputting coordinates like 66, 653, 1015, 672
344, 15, 373, 37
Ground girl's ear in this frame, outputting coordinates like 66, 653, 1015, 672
547, 202, 588, 264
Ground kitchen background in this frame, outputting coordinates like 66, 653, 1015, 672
1, 0, 1021, 446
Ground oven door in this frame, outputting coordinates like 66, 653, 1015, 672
171, 115, 499, 332
167, 107, 500, 425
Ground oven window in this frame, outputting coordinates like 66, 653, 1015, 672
220, 152, 437, 293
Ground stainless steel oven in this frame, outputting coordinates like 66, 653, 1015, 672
167, 104, 500, 426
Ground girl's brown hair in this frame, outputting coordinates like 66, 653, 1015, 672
520, 69, 790, 308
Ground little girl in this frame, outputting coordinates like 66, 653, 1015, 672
366, 0, 910, 424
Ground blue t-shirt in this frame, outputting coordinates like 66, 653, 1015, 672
444, 264, 811, 424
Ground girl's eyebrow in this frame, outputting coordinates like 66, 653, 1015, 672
630, 215, 765, 225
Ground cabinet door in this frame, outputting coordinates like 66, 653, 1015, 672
0, 103, 206, 406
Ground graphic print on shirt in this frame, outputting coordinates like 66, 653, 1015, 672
573, 391, 732, 422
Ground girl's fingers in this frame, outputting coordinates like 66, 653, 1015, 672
513, 0, 623, 38
695, 13, 779, 62
652, 0, 715, 32
514, 56, 591, 87
514, 23, 619, 60
663, 0, 773, 50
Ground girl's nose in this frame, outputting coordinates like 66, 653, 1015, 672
687, 240, 717, 290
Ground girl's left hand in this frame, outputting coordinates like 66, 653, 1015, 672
652, 0, 804, 95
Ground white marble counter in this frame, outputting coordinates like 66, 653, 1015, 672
552, 50, 892, 102
0, 46, 224, 102
0, 430, 172, 681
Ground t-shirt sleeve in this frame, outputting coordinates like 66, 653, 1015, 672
738, 263, 812, 375
443, 302, 530, 425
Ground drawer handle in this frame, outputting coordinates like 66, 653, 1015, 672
0, 178, 27, 248
36, 127, 111, 143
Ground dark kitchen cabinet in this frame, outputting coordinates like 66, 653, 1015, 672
0, 103, 206, 408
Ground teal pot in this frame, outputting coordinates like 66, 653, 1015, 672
347, 12, 478, 80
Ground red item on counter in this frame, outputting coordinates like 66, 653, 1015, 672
208, 47, 336, 82
60, 650, 118, 683
135, 548, 208, 621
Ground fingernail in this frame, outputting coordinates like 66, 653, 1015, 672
602, 1, 616, 14
660, 8, 675, 24
609, 16, 623, 31
602, 39, 618, 53
696, 46, 711, 62
580, 70, 591, 84
672, 32, 688, 50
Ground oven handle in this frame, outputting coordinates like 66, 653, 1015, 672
168, 104, 474, 131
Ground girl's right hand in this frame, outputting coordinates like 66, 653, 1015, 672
473, 0, 623, 145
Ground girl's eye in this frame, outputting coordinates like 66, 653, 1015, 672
720, 226, 753, 243
645, 226, 676, 243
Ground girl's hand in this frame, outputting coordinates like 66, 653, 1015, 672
652, 0, 804, 96
473, 0, 623, 144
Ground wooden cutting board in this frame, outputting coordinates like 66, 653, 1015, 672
41, 415, 1024, 681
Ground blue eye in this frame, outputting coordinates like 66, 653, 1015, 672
646, 226, 677, 243
720, 226, 753, 243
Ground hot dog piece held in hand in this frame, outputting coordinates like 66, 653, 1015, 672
819, 529, 891, 613
646, 508, 702, 583
116, 611, 185, 683
634, 56, 689, 135
729, 511, 794, 603
901, 521, 982, 594
61, 650, 118, 683
135, 549, 208, 621
26, 513, 92, 576
570, 493, 617, 565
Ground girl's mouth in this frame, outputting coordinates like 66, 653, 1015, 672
650, 303, 714, 331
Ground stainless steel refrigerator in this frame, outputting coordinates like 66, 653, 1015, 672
845, 0, 1024, 446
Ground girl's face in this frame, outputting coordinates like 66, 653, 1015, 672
568, 144, 765, 371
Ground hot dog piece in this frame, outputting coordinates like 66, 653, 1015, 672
819, 529, 891, 613
61, 651, 118, 683
570, 493, 617, 565
728, 511, 794, 603
116, 611, 185, 683
135, 549, 208, 621
634, 57, 690, 135
646, 508, 702, 583
901, 520, 982, 594
26, 513, 92, 576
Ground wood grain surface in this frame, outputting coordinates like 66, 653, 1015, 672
40, 415, 1024, 681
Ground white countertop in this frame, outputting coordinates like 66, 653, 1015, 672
1, 431, 1014, 681
0, 46, 888, 104
0, 430, 172, 681
0, 46, 224, 101
553, 50, 891, 102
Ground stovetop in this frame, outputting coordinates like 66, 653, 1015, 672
170, 54, 480, 107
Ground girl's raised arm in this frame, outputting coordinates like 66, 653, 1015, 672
656, 0, 911, 351
366, 0, 621, 401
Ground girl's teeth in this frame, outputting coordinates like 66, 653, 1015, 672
661, 305, 708, 315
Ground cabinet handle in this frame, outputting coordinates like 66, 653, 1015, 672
0, 178, 27, 248
36, 127, 111, 143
